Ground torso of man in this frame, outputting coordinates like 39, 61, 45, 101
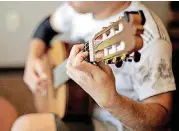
51, 2, 176, 131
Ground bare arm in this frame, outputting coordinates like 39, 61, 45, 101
105, 92, 173, 131
29, 39, 47, 58
24, 13, 63, 93
66, 41, 175, 131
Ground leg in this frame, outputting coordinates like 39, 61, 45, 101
11, 113, 94, 131
0, 97, 18, 131
11, 113, 58, 131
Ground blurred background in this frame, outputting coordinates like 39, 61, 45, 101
1, 1, 179, 131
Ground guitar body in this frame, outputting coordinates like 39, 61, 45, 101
34, 41, 93, 122
63, 80, 93, 122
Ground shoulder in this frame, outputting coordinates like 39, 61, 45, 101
55, 3, 75, 15
131, 2, 171, 43
51, 3, 77, 32
126, 2, 172, 61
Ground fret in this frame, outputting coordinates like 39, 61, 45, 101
83, 41, 90, 62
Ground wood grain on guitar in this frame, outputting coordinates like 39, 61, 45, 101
34, 41, 93, 122
34, 10, 146, 122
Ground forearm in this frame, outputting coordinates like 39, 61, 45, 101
105, 95, 170, 131
29, 39, 47, 58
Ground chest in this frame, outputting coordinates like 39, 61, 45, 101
110, 63, 138, 100
70, 15, 120, 41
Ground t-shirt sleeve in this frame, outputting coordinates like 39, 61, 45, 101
132, 39, 176, 101
50, 3, 75, 33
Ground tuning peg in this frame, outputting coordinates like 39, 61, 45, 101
104, 60, 108, 65
112, 57, 117, 63
104, 59, 112, 64
115, 58, 123, 68
134, 51, 141, 62
126, 54, 130, 58
113, 56, 121, 64
111, 56, 123, 68
127, 59, 132, 62
121, 53, 126, 61
115, 61, 123, 68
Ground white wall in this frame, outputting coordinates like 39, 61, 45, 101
0, 1, 169, 68
0, 2, 62, 67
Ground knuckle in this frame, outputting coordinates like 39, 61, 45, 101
72, 45, 77, 50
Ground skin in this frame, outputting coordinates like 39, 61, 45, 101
0, 97, 18, 131
20, 1, 173, 131
66, 44, 173, 131
24, 1, 130, 94
24, 39, 48, 94
67, 1, 128, 20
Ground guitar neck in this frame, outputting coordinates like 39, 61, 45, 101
53, 59, 70, 88
53, 42, 92, 89
53, 10, 146, 88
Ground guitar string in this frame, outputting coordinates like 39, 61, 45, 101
82, 17, 147, 61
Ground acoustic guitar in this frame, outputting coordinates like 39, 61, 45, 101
34, 10, 146, 122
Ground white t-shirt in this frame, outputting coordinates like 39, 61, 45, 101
52, 2, 176, 131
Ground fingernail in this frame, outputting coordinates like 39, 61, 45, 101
41, 74, 47, 79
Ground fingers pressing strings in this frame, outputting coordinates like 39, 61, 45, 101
68, 44, 85, 60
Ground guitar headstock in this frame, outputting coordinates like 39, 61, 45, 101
87, 10, 146, 68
